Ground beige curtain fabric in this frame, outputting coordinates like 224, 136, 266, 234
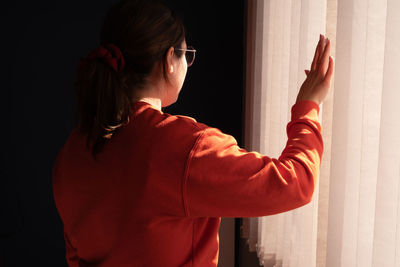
241, 0, 400, 266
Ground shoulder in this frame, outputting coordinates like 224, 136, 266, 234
134, 105, 238, 149
156, 112, 209, 136
163, 113, 236, 143
160, 113, 236, 141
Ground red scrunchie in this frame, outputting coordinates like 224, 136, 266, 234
78, 43, 125, 72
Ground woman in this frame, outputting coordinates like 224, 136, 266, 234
52, 0, 334, 266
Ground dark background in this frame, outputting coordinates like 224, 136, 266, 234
0, 0, 259, 266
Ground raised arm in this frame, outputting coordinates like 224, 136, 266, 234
183, 100, 323, 218
183, 34, 333, 218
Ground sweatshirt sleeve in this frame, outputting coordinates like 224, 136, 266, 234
183, 100, 323, 218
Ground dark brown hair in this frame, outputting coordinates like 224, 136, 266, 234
74, 0, 185, 159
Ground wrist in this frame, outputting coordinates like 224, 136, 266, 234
295, 97, 320, 106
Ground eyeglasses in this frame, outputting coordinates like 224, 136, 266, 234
175, 46, 196, 67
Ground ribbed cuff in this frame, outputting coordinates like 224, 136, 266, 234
291, 100, 320, 121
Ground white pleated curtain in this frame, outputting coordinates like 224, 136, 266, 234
241, 0, 400, 266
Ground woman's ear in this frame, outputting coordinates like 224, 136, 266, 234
165, 46, 175, 74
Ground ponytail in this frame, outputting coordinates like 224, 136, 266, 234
74, 43, 131, 159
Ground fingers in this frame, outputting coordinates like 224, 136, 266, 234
319, 38, 331, 76
311, 35, 324, 71
308, 35, 333, 81
322, 56, 334, 85
318, 37, 328, 64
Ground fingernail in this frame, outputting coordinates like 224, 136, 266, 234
325, 38, 329, 45
320, 34, 323, 41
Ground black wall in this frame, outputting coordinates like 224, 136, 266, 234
0, 1, 257, 266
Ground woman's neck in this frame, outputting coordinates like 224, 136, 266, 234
132, 78, 166, 111
135, 97, 162, 111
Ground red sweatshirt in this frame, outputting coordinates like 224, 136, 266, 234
52, 100, 323, 267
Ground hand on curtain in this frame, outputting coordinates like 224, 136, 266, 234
296, 34, 334, 106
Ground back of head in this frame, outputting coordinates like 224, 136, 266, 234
74, 0, 186, 159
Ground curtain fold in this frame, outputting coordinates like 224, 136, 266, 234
371, 1, 400, 265
242, 0, 400, 266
